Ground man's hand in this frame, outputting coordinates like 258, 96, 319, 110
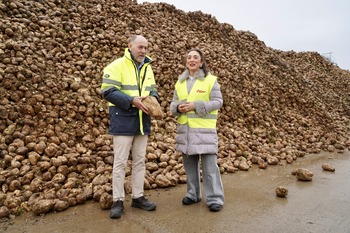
132, 96, 149, 114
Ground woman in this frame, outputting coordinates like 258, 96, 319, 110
170, 48, 224, 212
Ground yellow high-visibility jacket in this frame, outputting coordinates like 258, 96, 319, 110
101, 48, 158, 135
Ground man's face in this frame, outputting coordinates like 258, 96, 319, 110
129, 36, 148, 65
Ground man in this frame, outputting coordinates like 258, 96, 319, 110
100, 35, 158, 219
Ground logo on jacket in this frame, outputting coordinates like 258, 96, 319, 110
104, 74, 110, 79
196, 89, 206, 93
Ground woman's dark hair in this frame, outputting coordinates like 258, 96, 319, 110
185, 48, 209, 76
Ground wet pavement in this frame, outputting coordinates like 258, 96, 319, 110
1, 150, 350, 233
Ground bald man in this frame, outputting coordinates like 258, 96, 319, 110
101, 35, 159, 219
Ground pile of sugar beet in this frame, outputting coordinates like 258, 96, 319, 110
0, 0, 349, 218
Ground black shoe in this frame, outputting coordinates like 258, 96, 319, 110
182, 196, 201, 205
131, 196, 156, 211
209, 204, 222, 212
110, 200, 124, 219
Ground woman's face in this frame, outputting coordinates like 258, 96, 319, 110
186, 50, 203, 74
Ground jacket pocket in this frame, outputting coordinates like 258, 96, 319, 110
109, 106, 139, 134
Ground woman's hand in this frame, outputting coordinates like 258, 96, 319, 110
178, 102, 195, 113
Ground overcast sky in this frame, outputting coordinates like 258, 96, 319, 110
139, 0, 350, 71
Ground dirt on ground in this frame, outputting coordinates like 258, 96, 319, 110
1, 150, 350, 233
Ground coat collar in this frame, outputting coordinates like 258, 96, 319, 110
124, 48, 152, 64
178, 69, 206, 83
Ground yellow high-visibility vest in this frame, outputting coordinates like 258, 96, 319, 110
176, 74, 218, 129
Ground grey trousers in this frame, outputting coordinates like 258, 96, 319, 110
182, 154, 224, 206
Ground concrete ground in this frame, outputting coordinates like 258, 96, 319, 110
1, 150, 350, 233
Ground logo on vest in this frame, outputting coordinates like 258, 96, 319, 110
196, 89, 206, 93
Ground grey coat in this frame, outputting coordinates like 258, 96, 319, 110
170, 69, 223, 155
